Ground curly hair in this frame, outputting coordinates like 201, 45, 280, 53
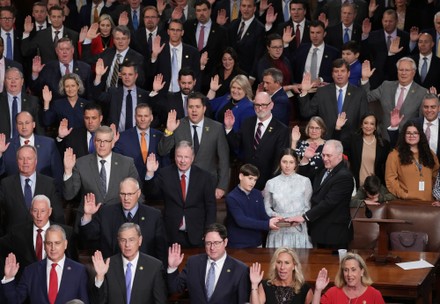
396, 121, 435, 168
355, 112, 385, 147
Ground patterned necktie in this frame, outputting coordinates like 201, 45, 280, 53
253, 122, 263, 150
36, 228, 43, 261
125, 262, 132, 304
6, 32, 12, 60
420, 57, 428, 83
283, 0, 290, 22
337, 88, 343, 113
99, 159, 107, 195
48, 263, 58, 304
54, 30, 60, 45
237, 21, 245, 41
64, 63, 70, 75
110, 54, 122, 87
125, 90, 133, 130
127, 211, 133, 222
24, 178, 32, 209
198, 25, 205, 51
205, 262, 216, 300
396, 87, 406, 110
193, 125, 200, 155
426, 122, 433, 142
93, 5, 99, 23
171, 47, 179, 92
231, 0, 238, 21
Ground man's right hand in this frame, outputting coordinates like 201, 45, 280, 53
63, 148, 76, 175
0, 133, 10, 157
83, 192, 101, 219
23, 15, 34, 34
168, 243, 184, 269
4, 253, 19, 280
58, 118, 72, 139
224, 109, 235, 130
92, 250, 110, 281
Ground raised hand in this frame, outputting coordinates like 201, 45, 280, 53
389, 36, 403, 54
109, 123, 119, 144
224, 109, 235, 130
4, 253, 19, 280
79, 26, 88, 43
0, 133, 10, 155
146, 153, 159, 174
83, 192, 101, 217
168, 243, 184, 268
409, 26, 420, 42
265, 5, 277, 25
315, 268, 330, 291
32, 56, 45, 75
282, 26, 295, 44
259, 0, 270, 12
216, 9, 228, 26
304, 142, 318, 159
390, 108, 404, 128
301, 72, 313, 93
210, 74, 221, 92
152, 73, 166, 92
23, 15, 34, 34
291, 125, 301, 143
250, 262, 264, 285
362, 18, 371, 35
318, 13, 328, 28
58, 118, 72, 139
368, 0, 378, 17
152, 35, 165, 59
200, 51, 209, 68
63, 147, 76, 175
86, 23, 100, 40
361, 60, 375, 81
42, 85, 52, 109
118, 11, 129, 26
156, 0, 166, 15
92, 250, 110, 281
171, 6, 183, 20
429, 86, 437, 95
166, 110, 180, 132
95, 58, 108, 77
335, 112, 347, 130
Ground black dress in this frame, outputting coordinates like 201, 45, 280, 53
262, 280, 310, 304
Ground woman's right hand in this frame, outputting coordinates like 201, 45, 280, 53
291, 125, 301, 142
250, 262, 264, 285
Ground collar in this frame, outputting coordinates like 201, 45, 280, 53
51, 26, 64, 33
169, 42, 183, 50
124, 202, 139, 216
122, 251, 140, 266
34, 221, 50, 233
241, 15, 255, 26
178, 167, 191, 177
311, 42, 325, 51
237, 184, 250, 195
420, 53, 433, 60
384, 29, 397, 38
47, 255, 66, 268
198, 19, 212, 28
20, 171, 37, 185
207, 251, 227, 264
20, 134, 35, 145
257, 114, 272, 127
424, 118, 439, 126
335, 83, 348, 91
398, 82, 412, 90
136, 127, 150, 136
190, 118, 204, 129
97, 152, 112, 162
116, 47, 129, 58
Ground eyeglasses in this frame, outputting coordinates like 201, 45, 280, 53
119, 189, 139, 197
204, 240, 224, 248
405, 132, 420, 136
309, 126, 321, 131
253, 102, 272, 109
95, 139, 113, 145
0, 17, 14, 21
118, 237, 139, 245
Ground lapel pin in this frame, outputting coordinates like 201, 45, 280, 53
347, 92, 351, 96
36, 144, 40, 148
325, 55, 328, 58
115, 162, 118, 165
67, 266, 71, 270
141, 217, 145, 221
205, 126, 209, 132
139, 266, 144, 270
185, 55, 189, 58
268, 127, 273, 133
75, 67, 79, 71
227, 269, 231, 272
138, 94, 142, 98
80, 102, 84, 107
153, 134, 156, 137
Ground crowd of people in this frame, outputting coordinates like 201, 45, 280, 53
0, 0, 439, 302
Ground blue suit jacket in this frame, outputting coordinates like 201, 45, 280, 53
0, 135, 63, 185
113, 127, 169, 180
209, 94, 255, 132
270, 88, 291, 126
168, 254, 250, 304
3, 258, 89, 304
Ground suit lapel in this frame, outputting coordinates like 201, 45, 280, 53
149, 129, 159, 155
39, 260, 50, 302
108, 154, 121, 197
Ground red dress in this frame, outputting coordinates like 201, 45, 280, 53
321, 286, 385, 304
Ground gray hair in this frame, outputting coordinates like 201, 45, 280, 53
95, 125, 114, 140
32, 194, 52, 208
46, 224, 67, 240
396, 57, 416, 70
118, 222, 142, 237
324, 139, 343, 154
263, 68, 283, 85
176, 140, 194, 153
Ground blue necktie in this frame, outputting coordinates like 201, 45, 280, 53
283, 0, 290, 22
24, 178, 32, 209
205, 262, 216, 300
125, 262, 132, 304
343, 28, 350, 44
132, 10, 139, 30
171, 48, 179, 92
88, 132, 95, 154
11, 96, 18, 138
6, 32, 12, 60
420, 57, 428, 83
337, 88, 343, 113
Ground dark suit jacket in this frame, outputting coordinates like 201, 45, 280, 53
158, 117, 230, 191
3, 258, 89, 304
168, 253, 250, 304
79, 3, 113, 28
412, 53, 440, 93
320, 0, 368, 27
80, 203, 167, 264
0, 92, 42, 139
228, 18, 265, 75
92, 82, 150, 130
30, 60, 93, 100
226, 116, 290, 190
113, 127, 168, 179
0, 135, 63, 185
145, 164, 216, 246
1, 29, 23, 64
0, 221, 77, 274
111, 5, 145, 35
0, 173, 65, 234
58, 127, 90, 159
151, 43, 201, 93
93, 252, 167, 304
304, 161, 354, 247
299, 83, 368, 143
21, 26, 79, 64
212, 0, 241, 25
324, 22, 362, 51
294, 43, 340, 83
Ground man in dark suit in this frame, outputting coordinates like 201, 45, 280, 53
21, 5, 79, 64
2, 225, 89, 303
93, 60, 151, 131
299, 58, 368, 143
0, 111, 63, 184
151, 19, 200, 93
319, 0, 368, 28
183, 0, 229, 92
225, 92, 290, 190
114, 104, 168, 179
167, 223, 250, 303
159, 0, 196, 24
63, 126, 140, 222
0, 37, 23, 93
79, 0, 113, 28
294, 20, 340, 84
324, 2, 362, 52
261, 67, 291, 126
82, 25, 146, 89
158, 92, 230, 199
30, 37, 93, 100
0, 6, 23, 64
56, 103, 103, 158
31, 2, 49, 32
91, 222, 167, 303
80, 177, 167, 264
361, 9, 416, 89
0, 68, 41, 139
228, 0, 265, 75
0, 195, 77, 275
289, 140, 354, 249
146, 140, 216, 247
212, 0, 241, 26
111, 0, 145, 35
0, 145, 64, 234
412, 33, 440, 92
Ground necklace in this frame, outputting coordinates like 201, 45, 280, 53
363, 137, 376, 145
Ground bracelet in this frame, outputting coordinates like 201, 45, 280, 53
164, 129, 173, 136
251, 288, 258, 291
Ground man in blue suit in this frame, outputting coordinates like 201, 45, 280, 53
114, 103, 169, 180
167, 223, 250, 303
2, 225, 89, 303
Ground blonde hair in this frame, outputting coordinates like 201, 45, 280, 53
334, 253, 373, 288
267, 247, 305, 294
230, 74, 253, 100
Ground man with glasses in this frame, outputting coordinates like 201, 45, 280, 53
0, 6, 22, 63
91, 222, 167, 303
63, 126, 139, 233
167, 223, 250, 303
225, 91, 289, 190
80, 177, 167, 264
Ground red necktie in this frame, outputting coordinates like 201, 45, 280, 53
36, 229, 43, 261
24, 140, 30, 145
48, 263, 58, 304
181, 173, 186, 201
295, 24, 301, 48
